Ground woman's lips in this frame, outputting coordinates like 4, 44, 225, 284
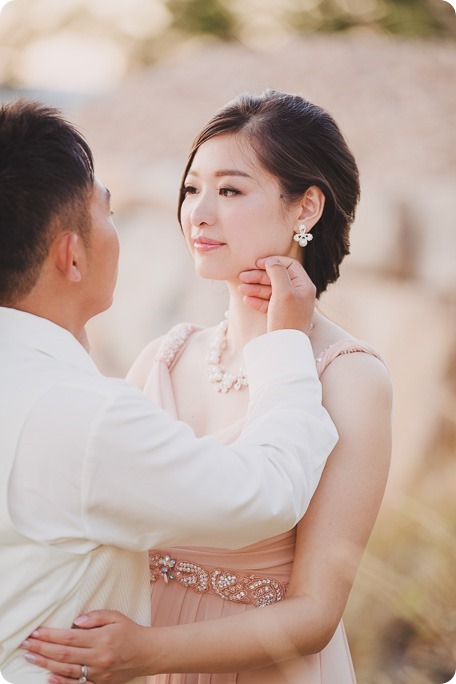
193, 237, 225, 251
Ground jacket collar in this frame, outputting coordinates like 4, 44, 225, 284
0, 307, 100, 376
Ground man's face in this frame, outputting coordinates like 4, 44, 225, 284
83, 177, 119, 317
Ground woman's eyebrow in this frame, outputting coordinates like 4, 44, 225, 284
187, 169, 252, 179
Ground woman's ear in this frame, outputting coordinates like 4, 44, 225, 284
53, 233, 82, 283
297, 186, 325, 230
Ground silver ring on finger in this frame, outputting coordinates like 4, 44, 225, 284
79, 664, 88, 683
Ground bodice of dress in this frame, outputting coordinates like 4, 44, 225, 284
154, 322, 383, 382
145, 323, 383, 606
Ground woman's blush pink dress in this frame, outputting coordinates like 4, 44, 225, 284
141, 324, 382, 683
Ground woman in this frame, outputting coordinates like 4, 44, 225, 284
23, 90, 392, 683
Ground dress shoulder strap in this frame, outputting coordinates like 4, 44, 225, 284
315, 339, 384, 379
155, 323, 199, 370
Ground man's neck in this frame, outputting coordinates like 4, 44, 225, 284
12, 292, 86, 342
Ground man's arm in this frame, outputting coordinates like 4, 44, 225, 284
84, 258, 337, 550
82, 327, 336, 551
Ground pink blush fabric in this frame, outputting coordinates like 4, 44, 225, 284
143, 324, 382, 683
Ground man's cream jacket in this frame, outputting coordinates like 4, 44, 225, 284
0, 307, 337, 682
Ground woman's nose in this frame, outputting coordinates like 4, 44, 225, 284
190, 192, 216, 228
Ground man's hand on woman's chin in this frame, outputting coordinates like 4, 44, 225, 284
238, 256, 315, 335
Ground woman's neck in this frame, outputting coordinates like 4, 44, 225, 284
220, 281, 324, 361
222, 283, 268, 361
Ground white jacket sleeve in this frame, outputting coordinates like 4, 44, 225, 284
83, 330, 338, 550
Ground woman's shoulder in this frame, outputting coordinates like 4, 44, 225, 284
311, 315, 387, 379
126, 335, 165, 389
127, 322, 208, 388
312, 316, 392, 417
154, 322, 201, 367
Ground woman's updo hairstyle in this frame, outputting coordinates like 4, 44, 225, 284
178, 89, 360, 298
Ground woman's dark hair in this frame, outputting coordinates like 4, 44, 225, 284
178, 89, 360, 297
0, 99, 94, 304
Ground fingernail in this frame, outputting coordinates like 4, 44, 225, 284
73, 614, 89, 625
25, 653, 37, 663
49, 678, 60, 684
20, 640, 31, 648
265, 257, 279, 266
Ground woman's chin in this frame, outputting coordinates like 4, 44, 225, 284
194, 263, 238, 282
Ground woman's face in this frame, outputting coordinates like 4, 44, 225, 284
180, 133, 302, 282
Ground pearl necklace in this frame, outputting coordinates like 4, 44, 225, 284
205, 312, 248, 393
205, 313, 315, 393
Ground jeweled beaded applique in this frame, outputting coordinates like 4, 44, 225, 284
315, 346, 331, 365
155, 323, 194, 368
315, 343, 372, 366
149, 553, 287, 608
210, 569, 285, 606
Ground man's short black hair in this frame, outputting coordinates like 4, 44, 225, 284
0, 99, 94, 304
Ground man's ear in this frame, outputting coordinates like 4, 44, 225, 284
53, 233, 82, 283
296, 186, 325, 230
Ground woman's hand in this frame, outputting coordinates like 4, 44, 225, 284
21, 611, 153, 684
238, 256, 315, 335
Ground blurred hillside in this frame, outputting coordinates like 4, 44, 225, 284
75, 35, 455, 476
0, 2, 455, 682
72, 36, 456, 681
1, 0, 455, 91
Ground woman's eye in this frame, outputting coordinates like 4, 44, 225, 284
219, 187, 239, 197
182, 185, 197, 196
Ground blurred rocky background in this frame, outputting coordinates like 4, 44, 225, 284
1, 1, 455, 681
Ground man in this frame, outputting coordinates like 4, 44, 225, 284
0, 100, 337, 683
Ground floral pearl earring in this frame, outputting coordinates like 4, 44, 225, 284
293, 222, 313, 247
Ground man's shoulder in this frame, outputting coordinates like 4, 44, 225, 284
40, 363, 142, 407
15, 366, 154, 447
1, 339, 144, 412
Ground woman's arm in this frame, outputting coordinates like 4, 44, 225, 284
22, 351, 391, 682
